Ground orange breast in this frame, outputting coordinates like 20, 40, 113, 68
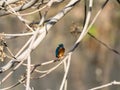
58, 47, 65, 58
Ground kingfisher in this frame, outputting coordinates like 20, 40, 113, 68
55, 44, 65, 59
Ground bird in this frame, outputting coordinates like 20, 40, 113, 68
55, 44, 65, 59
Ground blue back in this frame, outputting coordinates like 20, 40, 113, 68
55, 44, 64, 58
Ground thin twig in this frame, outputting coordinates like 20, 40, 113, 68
89, 80, 120, 90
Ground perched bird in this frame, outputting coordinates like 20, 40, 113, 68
55, 44, 65, 59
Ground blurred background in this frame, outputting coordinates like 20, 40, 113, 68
0, 0, 120, 90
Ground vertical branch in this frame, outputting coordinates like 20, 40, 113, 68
70, 0, 93, 52
25, 29, 39, 90
83, 0, 87, 27
59, 53, 72, 90
87, 0, 109, 30
26, 55, 31, 90
76, 0, 93, 43
63, 59, 67, 90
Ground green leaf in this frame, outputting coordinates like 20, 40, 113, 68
88, 26, 97, 36
83, 26, 97, 41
